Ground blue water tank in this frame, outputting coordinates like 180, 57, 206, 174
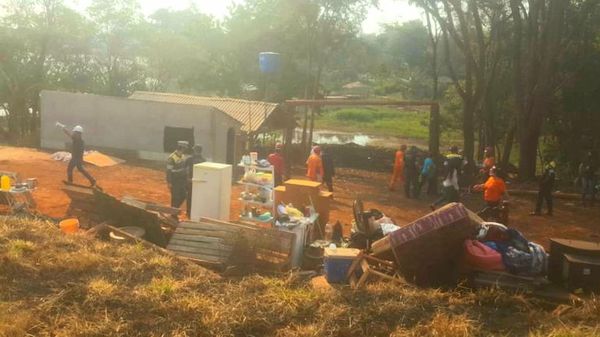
259, 52, 281, 74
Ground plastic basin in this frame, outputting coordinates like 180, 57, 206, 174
59, 218, 79, 234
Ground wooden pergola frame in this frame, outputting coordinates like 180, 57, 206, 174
282, 99, 441, 158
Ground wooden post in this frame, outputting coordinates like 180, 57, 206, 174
429, 103, 440, 158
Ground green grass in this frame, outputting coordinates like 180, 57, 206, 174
314, 107, 461, 142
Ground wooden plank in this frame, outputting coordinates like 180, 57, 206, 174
170, 233, 226, 244
168, 241, 233, 253
168, 240, 231, 251
166, 244, 230, 258
200, 217, 258, 231
122, 195, 180, 215
173, 251, 226, 263
179, 221, 242, 233
172, 227, 236, 238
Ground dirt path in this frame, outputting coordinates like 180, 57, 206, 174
2, 146, 599, 249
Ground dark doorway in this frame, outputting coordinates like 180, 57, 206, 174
164, 126, 195, 153
226, 128, 235, 164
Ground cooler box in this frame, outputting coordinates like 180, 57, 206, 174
324, 248, 360, 284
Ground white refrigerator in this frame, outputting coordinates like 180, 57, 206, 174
190, 162, 232, 221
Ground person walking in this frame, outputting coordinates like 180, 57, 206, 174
403, 146, 419, 198
580, 151, 597, 207
531, 159, 556, 216
389, 144, 407, 191
306, 146, 323, 182
267, 143, 286, 187
167, 141, 189, 211
321, 146, 335, 192
56, 122, 96, 187
416, 151, 436, 197
185, 144, 205, 218
430, 146, 462, 210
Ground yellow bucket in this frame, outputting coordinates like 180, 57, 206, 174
59, 218, 79, 234
0, 175, 11, 191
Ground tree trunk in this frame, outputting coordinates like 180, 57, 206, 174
501, 121, 516, 167
429, 104, 440, 158
463, 98, 476, 175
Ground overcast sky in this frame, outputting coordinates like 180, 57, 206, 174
65, 0, 423, 34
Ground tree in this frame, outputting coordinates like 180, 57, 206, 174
510, 0, 599, 179
414, 0, 508, 174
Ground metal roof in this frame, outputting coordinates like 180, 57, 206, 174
129, 91, 279, 133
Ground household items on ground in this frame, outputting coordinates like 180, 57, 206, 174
0, 171, 37, 214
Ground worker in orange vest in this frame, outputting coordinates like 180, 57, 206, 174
306, 146, 323, 181
389, 144, 407, 191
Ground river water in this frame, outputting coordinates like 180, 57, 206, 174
292, 129, 427, 149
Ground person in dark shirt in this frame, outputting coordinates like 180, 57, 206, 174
186, 144, 206, 218
531, 159, 556, 216
167, 141, 189, 210
403, 146, 419, 198
57, 123, 96, 186
321, 146, 335, 192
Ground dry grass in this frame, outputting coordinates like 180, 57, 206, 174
1, 216, 600, 337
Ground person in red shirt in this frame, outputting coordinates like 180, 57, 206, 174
306, 146, 323, 181
389, 144, 407, 191
267, 143, 286, 187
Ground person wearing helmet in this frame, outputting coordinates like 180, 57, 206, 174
473, 166, 507, 207
531, 159, 556, 216
268, 143, 286, 187
56, 122, 96, 187
185, 144, 205, 218
167, 141, 189, 212
306, 145, 323, 182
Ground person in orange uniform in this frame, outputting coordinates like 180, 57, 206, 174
306, 146, 323, 181
389, 144, 407, 191
267, 143, 286, 187
473, 166, 507, 207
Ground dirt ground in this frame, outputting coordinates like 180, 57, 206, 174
2, 146, 599, 249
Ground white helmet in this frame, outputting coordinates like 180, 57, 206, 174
72, 125, 83, 133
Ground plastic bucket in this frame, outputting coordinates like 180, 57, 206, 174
59, 218, 79, 234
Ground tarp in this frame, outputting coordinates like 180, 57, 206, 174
51, 151, 124, 167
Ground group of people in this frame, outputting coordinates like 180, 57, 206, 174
57, 120, 597, 223
389, 144, 509, 212
166, 141, 206, 218
265, 143, 335, 192
389, 145, 438, 199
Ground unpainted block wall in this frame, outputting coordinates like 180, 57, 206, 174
41, 90, 240, 162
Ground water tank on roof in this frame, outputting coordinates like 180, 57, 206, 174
259, 52, 281, 74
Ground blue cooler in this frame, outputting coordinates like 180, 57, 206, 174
324, 248, 361, 284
